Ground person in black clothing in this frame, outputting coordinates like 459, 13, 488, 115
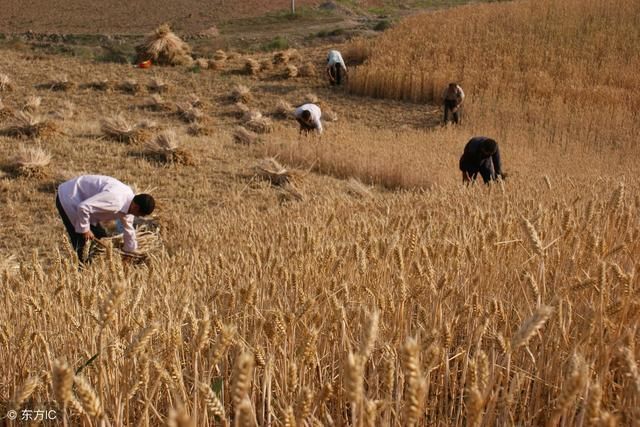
459, 137, 505, 184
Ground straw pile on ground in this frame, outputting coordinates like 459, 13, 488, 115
298, 62, 317, 77
285, 65, 298, 78
253, 157, 303, 201
85, 79, 110, 91
274, 99, 293, 119
187, 94, 202, 108
2, 111, 59, 139
214, 50, 227, 61
136, 24, 192, 66
187, 121, 213, 136
92, 227, 162, 264
233, 126, 258, 145
45, 75, 75, 91
9, 145, 51, 178
119, 79, 141, 94
22, 96, 41, 113
234, 102, 250, 118
245, 116, 273, 134
0, 99, 13, 120
323, 108, 338, 122
52, 101, 75, 120
241, 109, 262, 122
303, 93, 319, 104
176, 102, 203, 123
141, 94, 171, 112
260, 59, 273, 71
144, 130, 193, 165
245, 59, 260, 75
207, 59, 224, 70
100, 115, 151, 144
230, 85, 252, 103
0, 74, 13, 91
147, 78, 170, 93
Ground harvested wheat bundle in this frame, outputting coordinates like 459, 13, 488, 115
0, 74, 13, 91
141, 94, 171, 112
233, 126, 259, 145
346, 178, 373, 198
137, 24, 192, 66
176, 102, 203, 123
46, 75, 75, 91
298, 62, 317, 77
147, 78, 170, 93
234, 102, 250, 117
245, 58, 260, 75
274, 99, 293, 119
254, 157, 293, 186
285, 65, 298, 78
273, 51, 290, 65
245, 116, 273, 134
22, 96, 42, 113
323, 108, 338, 122
194, 58, 209, 70
9, 145, 52, 178
187, 121, 213, 136
119, 79, 141, 94
260, 59, 273, 71
187, 94, 202, 108
230, 85, 252, 103
227, 51, 240, 60
86, 79, 110, 91
242, 109, 262, 122
208, 59, 224, 70
214, 50, 227, 61
100, 115, 150, 144
144, 130, 193, 165
287, 49, 301, 61
93, 227, 162, 263
303, 93, 319, 104
2, 111, 59, 139
52, 101, 75, 120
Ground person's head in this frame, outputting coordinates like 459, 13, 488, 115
448, 82, 457, 89
301, 110, 312, 121
479, 139, 498, 157
129, 194, 155, 216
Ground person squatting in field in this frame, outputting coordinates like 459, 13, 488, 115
326, 49, 347, 86
459, 137, 505, 184
294, 103, 323, 135
442, 82, 465, 124
56, 175, 155, 263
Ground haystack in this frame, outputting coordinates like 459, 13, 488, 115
141, 94, 171, 112
47, 75, 75, 91
208, 59, 224, 70
299, 62, 317, 77
230, 85, 252, 103
245, 58, 260, 75
254, 158, 292, 186
100, 115, 150, 144
245, 116, 273, 134
2, 111, 59, 139
274, 99, 293, 119
176, 102, 203, 123
214, 50, 227, 61
0, 74, 13, 91
144, 130, 193, 165
119, 79, 141, 94
285, 65, 299, 78
147, 78, 170, 93
273, 51, 290, 65
137, 24, 193, 66
22, 96, 42, 113
194, 58, 209, 70
233, 126, 259, 145
9, 145, 52, 178
260, 59, 273, 71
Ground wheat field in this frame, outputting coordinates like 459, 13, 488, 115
1, 0, 639, 426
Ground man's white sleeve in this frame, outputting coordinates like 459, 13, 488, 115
75, 192, 120, 233
121, 215, 138, 252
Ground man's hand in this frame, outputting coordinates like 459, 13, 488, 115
82, 230, 95, 240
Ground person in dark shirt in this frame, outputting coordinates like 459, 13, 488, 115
459, 137, 505, 184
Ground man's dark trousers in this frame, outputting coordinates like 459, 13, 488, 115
55, 195, 107, 262
443, 99, 460, 124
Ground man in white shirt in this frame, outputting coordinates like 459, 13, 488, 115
326, 49, 347, 86
294, 103, 323, 135
442, 82, 465, 124
55, 175, 155, 263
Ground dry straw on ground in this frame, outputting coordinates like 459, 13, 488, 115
22, 96, 42, 113
51, 101, 75, 120
244, 59, 260, 76
303, 93, 318, 104
233, 126, 258, 145
176, 102, 203, 123
298, 62, 317, 77
285, 65, 298, 79
147, 78, 170, 93
8, 145, 51, 177
245, 116, 273, 134
274, 99, 293, 119
100, 114, 151, 144
0, 73, 13, 91
144, 130, 193, 165
230, 85, 251, 103
136, 24, 192, 66
118, 79, 140, 94
44, 75, 75, 91
85, 79, 110, 91
2, 111, 59, 139
140, 94, 171, 112
214, 50, 227, 61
